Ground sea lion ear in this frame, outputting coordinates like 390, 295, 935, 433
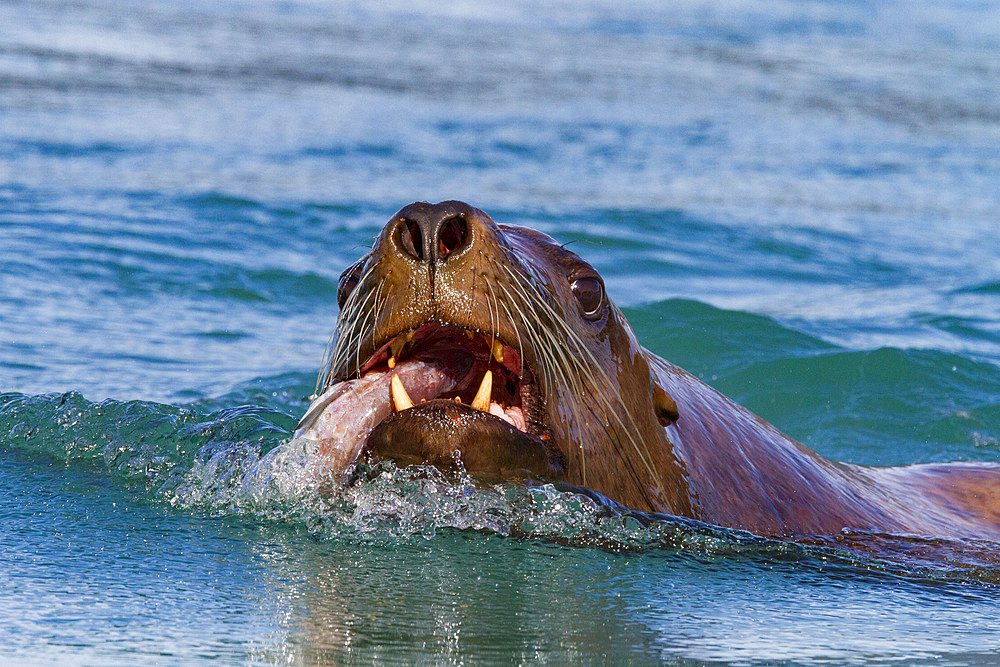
652, 385, 679, 427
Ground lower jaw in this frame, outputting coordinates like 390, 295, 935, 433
363, 399, 555, 480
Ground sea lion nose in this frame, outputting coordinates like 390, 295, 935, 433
391, 201, 472, 263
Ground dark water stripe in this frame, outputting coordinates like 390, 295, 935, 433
957, 281, 1000, 295
0, 138, 148, 158
1, 192, 381, 308
2, 244, 340, 306
915, 313, 1000, 346
507, 206, 910, 287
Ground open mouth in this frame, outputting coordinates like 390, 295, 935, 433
295, 322, 558, 478
361, 323, 538, 431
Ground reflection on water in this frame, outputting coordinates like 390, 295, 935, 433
255, 535, 665, 664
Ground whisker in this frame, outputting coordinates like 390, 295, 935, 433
325, 281, 379, 386
489, 276, 524, 380
351, 279, 386, 378
496, 267, 592, 484
501, 259, 663, 498
320, 260, 380, 381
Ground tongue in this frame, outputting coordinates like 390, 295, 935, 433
295, 358, 458, 477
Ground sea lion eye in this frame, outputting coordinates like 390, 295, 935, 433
337, 270, 360, 309
571, 277, 604, 318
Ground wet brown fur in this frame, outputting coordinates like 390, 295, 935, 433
326, 201, 1000, 541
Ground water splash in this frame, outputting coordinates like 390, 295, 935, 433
3, 389, 999, 584
0, 390, 760, 551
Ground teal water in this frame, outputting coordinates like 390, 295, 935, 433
3, 0, 1000, 664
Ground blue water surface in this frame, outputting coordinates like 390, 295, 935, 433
3, 0, 1000, 664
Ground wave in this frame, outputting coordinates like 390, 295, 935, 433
3, 385, 1000, 584
630, 299, 1000, 467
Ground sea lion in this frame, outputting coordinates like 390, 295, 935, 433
295, 201, 1000, 541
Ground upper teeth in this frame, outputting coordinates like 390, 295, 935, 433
491, 339, 504, 363
390, 370, 495, 415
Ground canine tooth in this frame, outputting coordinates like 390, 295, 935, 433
491, 339, 504, 363
390, 374, 414, 411
390, 337, 406, 360
471, 370, 493, 412
404, 329, 414, 342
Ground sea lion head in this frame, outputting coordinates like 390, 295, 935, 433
297, 201, 689, 513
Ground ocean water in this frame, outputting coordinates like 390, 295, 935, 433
3, 0, 1000, 664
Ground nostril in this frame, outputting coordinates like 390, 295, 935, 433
437, 216, 468, 259
397, 218, 423, 260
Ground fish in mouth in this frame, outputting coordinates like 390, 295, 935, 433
293, 200, 1000, 541
296, 320, 562, 481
